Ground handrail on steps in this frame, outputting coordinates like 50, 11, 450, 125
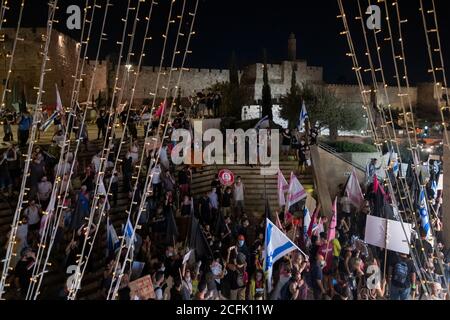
318, 142, 366, 173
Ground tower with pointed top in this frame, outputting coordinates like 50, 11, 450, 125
288, 33, 297, 61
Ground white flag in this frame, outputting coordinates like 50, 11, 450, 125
55, 83, 63, 113
287, 172, 307, 209
345, 169, 364, 209
182, 249, 193, 265
277, 169, 289, 207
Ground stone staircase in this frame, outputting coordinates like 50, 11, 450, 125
190, 160, 315, 216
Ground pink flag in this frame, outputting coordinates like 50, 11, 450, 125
277, 169, 289, 207
275, 211, 284, 231
287, 172, 307, 209
373, 175, 385, 196
155, 100, 166, 118
345, 169, 364, 209
307, 206, 319, 238
327, 197, 337, 241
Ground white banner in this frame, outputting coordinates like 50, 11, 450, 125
364, 215, 412, 255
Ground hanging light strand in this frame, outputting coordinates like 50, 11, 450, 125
0, 0, 59, 299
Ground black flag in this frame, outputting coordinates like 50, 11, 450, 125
166, 206, 179, 244
189, 215, 212, 261
19, 89, 27, 113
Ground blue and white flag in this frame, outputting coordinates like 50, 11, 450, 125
40, 111, 58, 132
255, 115, 269, 130
106, 217, 120, 256
418, 188, 431, 239
431, 179, 438, 199
297, 101, 308, 132
124, 218, 135, 246
264, 218, 307, 291
388, 147, 399, 177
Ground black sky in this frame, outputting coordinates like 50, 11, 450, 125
5, 0, 450, 85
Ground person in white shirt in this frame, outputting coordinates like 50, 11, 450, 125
91, 152, 102, 174
233, 176, 245, 216
37, 176, 53, 205
23, 200, 41, 231
126, 142, 139, 165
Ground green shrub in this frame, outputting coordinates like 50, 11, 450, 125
325, 141, 377, 153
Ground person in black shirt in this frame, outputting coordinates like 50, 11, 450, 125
178, 166, 191, 198
14, 248, 36, 298
388, 253, 416, 300
297, 139, 310, 173
281, 129, 292, 157
170, 278, 184, 300
222, 187, 233, 217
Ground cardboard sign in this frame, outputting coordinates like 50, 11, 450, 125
128, 275, 155, 300
218, 169, 235, 186
364, 215, 412, 255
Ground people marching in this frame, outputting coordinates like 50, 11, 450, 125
0, 93, 448, 302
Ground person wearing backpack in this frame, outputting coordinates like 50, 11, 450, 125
388, 253, 416, 300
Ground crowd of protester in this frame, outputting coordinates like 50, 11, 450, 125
0, 98, 449, 301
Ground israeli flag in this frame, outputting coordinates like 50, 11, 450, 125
106, 217, 120, 256
264, 218, 307, 291
418, 188, 431, 239
388, 146, 399, 177
124, 218, 135, 246
298, 101, 308, 132
431, 179, 438, 199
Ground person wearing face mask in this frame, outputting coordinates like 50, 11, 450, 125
207, 257, 225, 300
37, 175, 52, 207
297, 139, 310, 173
311, 254, 327, 300
237, 234, 250, 265
238, 218, 250, 240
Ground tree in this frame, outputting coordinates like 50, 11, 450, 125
229, 51, 242, 116
261, 49, 273, 120
279, 64, 302, 128
280, 82, 365, 141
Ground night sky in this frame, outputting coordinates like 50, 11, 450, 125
4, 0, 450, 85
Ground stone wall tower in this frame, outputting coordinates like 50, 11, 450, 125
288, 33, 297, 61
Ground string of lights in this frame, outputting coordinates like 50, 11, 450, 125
371, 0, 448, 293
26, 0, 101, 300
0, 0, 25, 111
0, 0, 9, 32
44, 0, 114, 301
105, 0, 183, 300
356, 0, 438, 294
66, 0, 137, 300
107, 0, 199, 300
419, 0, 449, 150
0, 0, 59, 299
417, 0, 449, 292
337, 0, 431, 296
68, 0, 158, 300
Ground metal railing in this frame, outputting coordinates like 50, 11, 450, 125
317, 142, 366, 172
